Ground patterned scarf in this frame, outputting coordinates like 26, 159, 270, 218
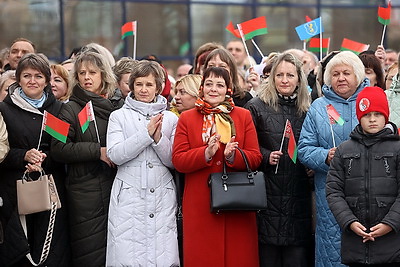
195, 94, 236, 144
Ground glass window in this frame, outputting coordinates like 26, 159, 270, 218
0, 0, 61, 60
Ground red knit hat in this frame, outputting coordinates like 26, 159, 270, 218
356, 86, 389, 123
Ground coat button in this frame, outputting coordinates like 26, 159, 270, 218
149, 213, 154, 218
148, 162, 153, 168
216, 161, 222, 166
150, 188, 155, 193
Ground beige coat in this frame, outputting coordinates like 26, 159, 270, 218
0, 113, 9, 163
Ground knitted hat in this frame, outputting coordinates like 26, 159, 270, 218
356, 86, 389, 123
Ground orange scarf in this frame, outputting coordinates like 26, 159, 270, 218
195, 96, 235, 144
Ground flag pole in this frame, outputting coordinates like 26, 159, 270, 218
380, 24, 387, 46
37, 112, 46, 150
88, 101, 101, 143
327, 37, 330, 55
237, 24, 254, 68
133, 21, 137, 60
303, 41, 306, 51
319, 18, 323, 60
251, 39, 264, 58
275, 119, 288, 174
330, 123, 336, 147
93, 117, 101, 144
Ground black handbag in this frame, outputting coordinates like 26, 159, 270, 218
208, 147, 267, 213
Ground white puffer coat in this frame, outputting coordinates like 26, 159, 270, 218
106, 94, 179, 266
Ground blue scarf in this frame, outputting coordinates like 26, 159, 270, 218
19, 88, 47, 108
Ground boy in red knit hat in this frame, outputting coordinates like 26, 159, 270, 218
326, 86, 400, 266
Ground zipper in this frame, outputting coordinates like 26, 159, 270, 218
365, 149, 370, 264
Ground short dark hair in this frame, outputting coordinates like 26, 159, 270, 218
359, 53, 385, 89
15, 53, 50, 83
200, 67, 232, 96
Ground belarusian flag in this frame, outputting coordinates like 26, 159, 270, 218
340, 38, 369, 55
121, 21, 137, 39
78, 101, 94, 133
309, 38, 330, 53
226, 21, 241, 38
326, 104, 345, 126
226, 16, 268, 40
284, 119, 297, 164
42, 111, 70, 143
378, 2, 391, 25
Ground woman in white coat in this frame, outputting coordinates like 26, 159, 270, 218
106, 60, 179, 266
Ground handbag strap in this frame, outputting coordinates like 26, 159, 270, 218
222, 147, 252, 175
20, 202, 57, 266
18, 174, 58, 266
236, 147, 252, 173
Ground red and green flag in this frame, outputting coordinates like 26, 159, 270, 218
340, 38, 370, 55
378, 2, 391, 25
42, 111, 70, 143
226, 16, 268, 40
78, 101, 94, 133
326, 104, 345, 126
284, 119, 297, 164
308, 38, 330, 53
121, 21, 137, 39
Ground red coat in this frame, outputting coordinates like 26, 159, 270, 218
172, 107, 262, 267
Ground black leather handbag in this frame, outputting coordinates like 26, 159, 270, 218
208, 148, 267, 213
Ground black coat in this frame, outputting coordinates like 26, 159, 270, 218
326, 123, 400, 265
51, 85, 119, 266
0, 84, 71, 266
245, 96, 312, 246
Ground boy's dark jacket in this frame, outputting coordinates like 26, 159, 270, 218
326, 122, 400, 265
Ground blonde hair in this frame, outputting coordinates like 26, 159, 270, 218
71, 51, 116, 97
174, 74, 202, 98
324, 51, 365, 87
0, 70, 16, 93
129, 60, 165, 96
259, 52, 310, 114
51, 64, 71, 102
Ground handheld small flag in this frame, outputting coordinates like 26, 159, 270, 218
78, 101, 94, 133
295, 17, 324, 41
326, 104, 345, 126
226, 21, 241, 38
378, 2, 391, 25
302, 15, 313, 50
308, 38, 330, 53
340, 38, 369, 55
42, 111, 70, 143
284, 120, 297, 163
226, 16, 268, 40
121, 21, 136, 39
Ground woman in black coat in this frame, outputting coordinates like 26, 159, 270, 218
0, 53, 71, 266
245, 52, 313, 267
51, 50, 120, 266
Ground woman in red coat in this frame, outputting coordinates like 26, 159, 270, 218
172, 67, 262, 266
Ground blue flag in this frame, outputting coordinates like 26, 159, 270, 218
295, 17, 324, 41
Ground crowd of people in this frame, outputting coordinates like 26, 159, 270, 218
0, 36, 400, 267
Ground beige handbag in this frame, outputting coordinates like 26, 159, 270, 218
16, 169, 61, 266
16, 170, 61, 215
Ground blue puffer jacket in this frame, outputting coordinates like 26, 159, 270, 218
298, 78, 369, 267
